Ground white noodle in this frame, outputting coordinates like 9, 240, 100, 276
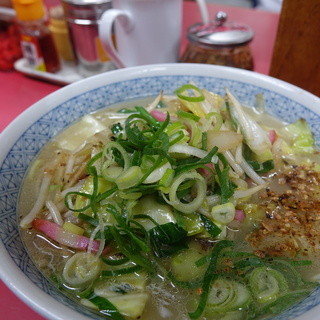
20, 173, 52, 228
240, 159, 266, 185
206, 194, 221, 206
65, 155, 75, 175
46, 200, 63, 226
105, 113, 130, 120
235, 141, 243, 164
61, 179, 85, 196
169, 144, 208, 159
87, 217, 105, 256
146, 92, 163, 112
223, 150, 244, 176
233, 183, 268, 199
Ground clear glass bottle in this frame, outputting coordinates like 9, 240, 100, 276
181, 11, 254, 71
12, 0, 61, 73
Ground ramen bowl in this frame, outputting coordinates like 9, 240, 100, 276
0, 63, 320, 320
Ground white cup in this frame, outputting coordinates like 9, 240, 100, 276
98, 0, 183, 68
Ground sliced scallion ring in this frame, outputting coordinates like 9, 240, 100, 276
248, 267, 289, 303
63, 252, 101, 287
101, 142, 130, 182
175, 84, 205, 102
115, 166, 143, 190
166, 171, 206, 214
211, 202, 236, 224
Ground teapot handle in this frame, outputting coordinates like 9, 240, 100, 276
99, 9, 133, 69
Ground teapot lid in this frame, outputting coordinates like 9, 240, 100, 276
187, 11, 254, 47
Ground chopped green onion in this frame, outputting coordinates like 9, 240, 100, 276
159, 168, 175, 193
214, 153, 235, 204
118, 108, 136, 114
175, 84, 205, 103
210, 202, 236, 224
247, 159, 274, 173
101, 265, 142, 277
200, 214, 222, 237
234, 257, 264, 269
101, 142, 130, 182
168, 272, 202, 289
85, 293, 125, 320
149, 222, 188, 257
188, 240, 234, 319
205, 112, 223, 132
167, 171, 206, 214
175, 146, 218, 176
176, 110, 200, 122
78, 213, 99, 226
101, 256, 130, 266
133, 214, 160, 227
201, 132, 208, 151
135, 106, 160, 129
248, 266, 288, 303
111, 123, 123, 135
115, 166, 143, 190
110, 226, 154, 273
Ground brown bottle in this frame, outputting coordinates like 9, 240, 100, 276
12, 0, 61, 73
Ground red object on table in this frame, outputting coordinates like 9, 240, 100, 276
0, 2, 279, 319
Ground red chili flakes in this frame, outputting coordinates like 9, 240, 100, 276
0, 20, 22, 71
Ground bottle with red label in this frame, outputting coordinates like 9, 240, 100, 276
12, 0, 61, 73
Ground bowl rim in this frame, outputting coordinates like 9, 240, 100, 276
1, 63, 320, 320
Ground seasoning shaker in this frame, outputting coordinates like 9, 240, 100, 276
49, 5, 75, 62
61, 0, 115, 77
181, 11, 254, 70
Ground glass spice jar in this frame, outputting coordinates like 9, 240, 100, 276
181, 11, 254, 70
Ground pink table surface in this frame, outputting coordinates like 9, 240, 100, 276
0, 2, 279, 319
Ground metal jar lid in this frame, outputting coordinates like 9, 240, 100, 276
62, 0, 112, 23
187, 11, 254, 47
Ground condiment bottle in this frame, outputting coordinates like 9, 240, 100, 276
181, 11, 254, 70
0, 7, 22, 71
61, 0, 114, 77
12, 0, 61, 73
49, 5, 75, 62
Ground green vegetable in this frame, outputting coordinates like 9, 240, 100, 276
189, 240, 234, 319
211, 202, 236, 224
206, 279, 252, 313
214, 154, 235, 204
247, 159, 274, 173
175, 84, 209, 118
200, 214, 222, 237
101, 265, 142, 277
175, 84, 205, 103
174, 212, 205, 236
149, 222, 188, 257
132, 195, 175, 231
93, 272, 149, 320
171, 245, 208, 282
166, 170, 207, 214
84, 294, 125, 320
63, 252, 101, 288
226, 88, 273, 162
248, 267, 288, 303
101, 142, 130, 181
282, 118, 315, 153
115, 165, 143, 190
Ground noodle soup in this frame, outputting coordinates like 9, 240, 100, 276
19, 84, 320, 320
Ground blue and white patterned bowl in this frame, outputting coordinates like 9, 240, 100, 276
0, 64, 320, 320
